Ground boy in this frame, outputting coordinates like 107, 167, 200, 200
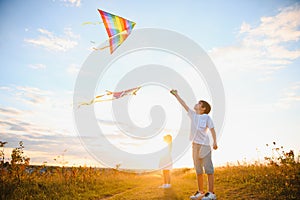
170, 90, 218, 200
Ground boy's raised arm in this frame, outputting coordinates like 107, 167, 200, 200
170, 90, 189, 112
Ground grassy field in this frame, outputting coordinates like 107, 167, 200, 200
1, 163, 299, 200
1, 141, 299, 199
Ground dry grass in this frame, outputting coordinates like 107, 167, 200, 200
1, 164, 299, 200
1, 141, 299, 199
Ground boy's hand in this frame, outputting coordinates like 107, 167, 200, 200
213, 142, 218, 150
170, 89, 189, 112
170, 89, 178, 96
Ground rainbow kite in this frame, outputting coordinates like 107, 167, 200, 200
96, 9, 136, 54
78, 86, 141, 108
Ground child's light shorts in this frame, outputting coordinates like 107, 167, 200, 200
192, 143, 214, 174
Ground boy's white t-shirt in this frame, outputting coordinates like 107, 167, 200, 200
187, 108, 214, 145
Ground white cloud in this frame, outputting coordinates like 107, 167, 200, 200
239, 22, 251, 34
0, 85, 74, 136
24, 28, 79, 52
0, 107, 23, 116
61, 0, 81, 7
0, 120, 28, 132
15, 86, 52, 95
8, 86, 73, 130
28, 64, 46, 70
64, 27, 80, 39
275, 82, 300, 109
1, 131, 98, 167
244, 5, 300, 43
1, 85, 52, 105
0, 84, 96, 166
242, 81, 300, 112
15, 86, 53, 105
210, 4, 300, 79
67, 64, 80, 75
0, 86, 12, 91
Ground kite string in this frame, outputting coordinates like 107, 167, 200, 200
82, 21, 104, 26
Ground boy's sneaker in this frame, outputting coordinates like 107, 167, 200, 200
190, 191, 205, 200
201, 192, 217, 200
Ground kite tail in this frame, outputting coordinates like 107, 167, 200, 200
106, 90, 113, 95
77, 99, 95, 109
95, 94, 106, 99
92, 45, 110, 51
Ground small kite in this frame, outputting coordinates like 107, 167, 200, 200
78, 86, 141, 108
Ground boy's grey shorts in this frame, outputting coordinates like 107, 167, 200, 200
192, 143, 214, 174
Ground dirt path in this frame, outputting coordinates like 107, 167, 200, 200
99, 173, 196, 200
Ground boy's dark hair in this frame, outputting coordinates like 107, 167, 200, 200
199, 100, 211, 114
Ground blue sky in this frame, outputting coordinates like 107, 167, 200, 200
1, 0, 300, 168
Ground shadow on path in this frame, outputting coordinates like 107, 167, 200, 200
162, 188, 180, 200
